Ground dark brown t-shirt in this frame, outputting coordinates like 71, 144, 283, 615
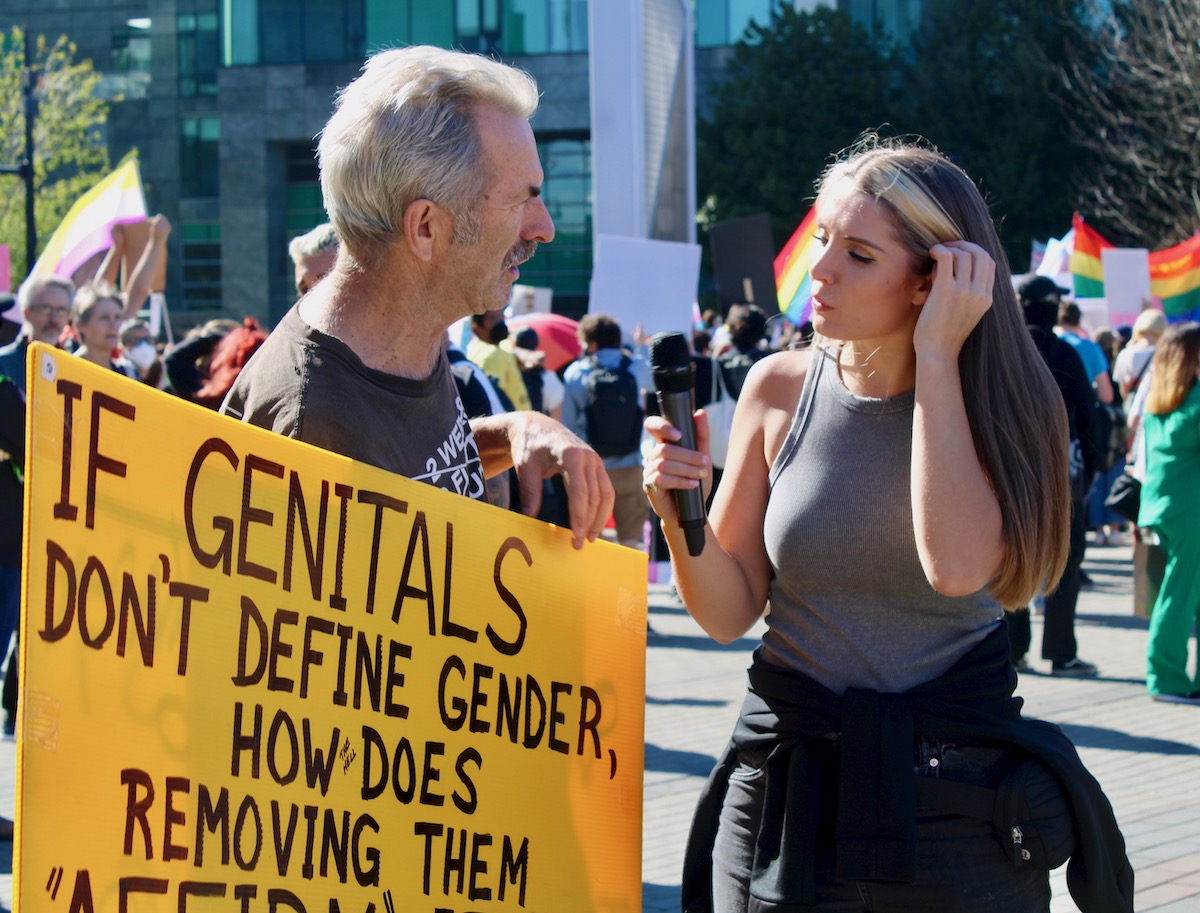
221, 306, 486, 500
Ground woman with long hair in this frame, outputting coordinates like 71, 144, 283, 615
1113, 308, 1166, 404
1137, 321, 1200, 704
643, 139, 1130, 911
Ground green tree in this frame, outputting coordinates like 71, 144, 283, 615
697, 6, 900, 251
0, 26, 110, 281
1062, 0, 1200, 248
895, 0, 1089, 270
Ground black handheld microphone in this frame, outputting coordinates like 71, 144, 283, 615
648, 332, 706, 557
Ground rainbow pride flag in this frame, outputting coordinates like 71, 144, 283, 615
1069, 212, 1111, 298
1149, 234, 1200, 324
775, 208, 818, 326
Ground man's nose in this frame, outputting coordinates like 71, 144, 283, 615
524, 196, 555, 244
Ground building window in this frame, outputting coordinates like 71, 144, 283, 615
181, 117, 220, 198
456, 0, 588, 55
178, 11, 220, 96
518, 136, 591, 300
364, 1, 455, 53
181, 222, 222, 310
282, 142, 328, 309
221, 0, 365, 65
103, 19, 152, 99
695, 0, 793, 47
285, 143, 324, 237
456, 0, 501, 52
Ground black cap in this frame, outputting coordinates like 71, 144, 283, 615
513, 327, 538, 349
1017, 274, 1070, 304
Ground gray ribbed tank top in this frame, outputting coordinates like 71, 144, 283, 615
761, 346, 1001, 694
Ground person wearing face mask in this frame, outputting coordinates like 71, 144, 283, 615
467, 307, 532, 411
119, 319, 164, 387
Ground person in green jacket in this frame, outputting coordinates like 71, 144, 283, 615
1137, 321, 1200, 704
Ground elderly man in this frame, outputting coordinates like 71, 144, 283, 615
223, 46, 612, 546
0, 275, 74, 391
288, 222, 340, 297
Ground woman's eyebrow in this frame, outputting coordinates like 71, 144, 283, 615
844, 235, 886, 252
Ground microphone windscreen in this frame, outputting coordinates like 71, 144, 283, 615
649, 332, 691, 371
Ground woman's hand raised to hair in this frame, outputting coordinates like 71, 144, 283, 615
914, 241, 995, 360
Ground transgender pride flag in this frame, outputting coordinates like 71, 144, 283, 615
774, 208, 818, 326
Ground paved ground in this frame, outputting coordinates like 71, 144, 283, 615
640, 538, 1200, 913
0, 537, 1197, 911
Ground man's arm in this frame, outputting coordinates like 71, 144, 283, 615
470, 412, 614, 549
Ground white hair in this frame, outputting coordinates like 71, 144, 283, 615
288, 222, 339, 265
318, 45, 540, 252
17, 274, 75, 313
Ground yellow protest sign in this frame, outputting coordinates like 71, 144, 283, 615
16, 343, 648, 913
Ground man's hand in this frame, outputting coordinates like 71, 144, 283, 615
472, 412, 614, 549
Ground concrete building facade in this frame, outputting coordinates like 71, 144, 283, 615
1, 0, 920, 327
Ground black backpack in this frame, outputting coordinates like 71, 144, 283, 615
1092, 399, 1127, 474
582, 354, 643, 457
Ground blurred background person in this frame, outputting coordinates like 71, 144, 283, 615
1113, 309, 1165, 405
1088, 324, 1129, 546
563, 313, 651, 550
468, 308, 532, 411
163, 318, 242, 402
71, 281, 138, 377
1137, 322, 1200, 705
0, 275, 75, 757
119, 318, 163, 387
512, 325, 568, 525
513, 326, 564, 422
716, 305, 772, 395
0, 276, 74, 393
192, 317, 268, 409
289, 222, 339, 297
1013, 274, 1101, 676
1057, 301, 1115, 406
94, 214, 172, 321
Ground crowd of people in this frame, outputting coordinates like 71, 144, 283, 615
5, 41, 1197, 912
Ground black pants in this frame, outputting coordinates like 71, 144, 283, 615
1041, 496, 1086, 665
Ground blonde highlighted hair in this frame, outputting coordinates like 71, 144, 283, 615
815, 138, 1071, 608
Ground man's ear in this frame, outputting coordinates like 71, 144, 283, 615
403, 199, 452, 262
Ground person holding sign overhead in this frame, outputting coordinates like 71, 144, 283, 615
222, 47, 613, 547
642, 139, 1132, 911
